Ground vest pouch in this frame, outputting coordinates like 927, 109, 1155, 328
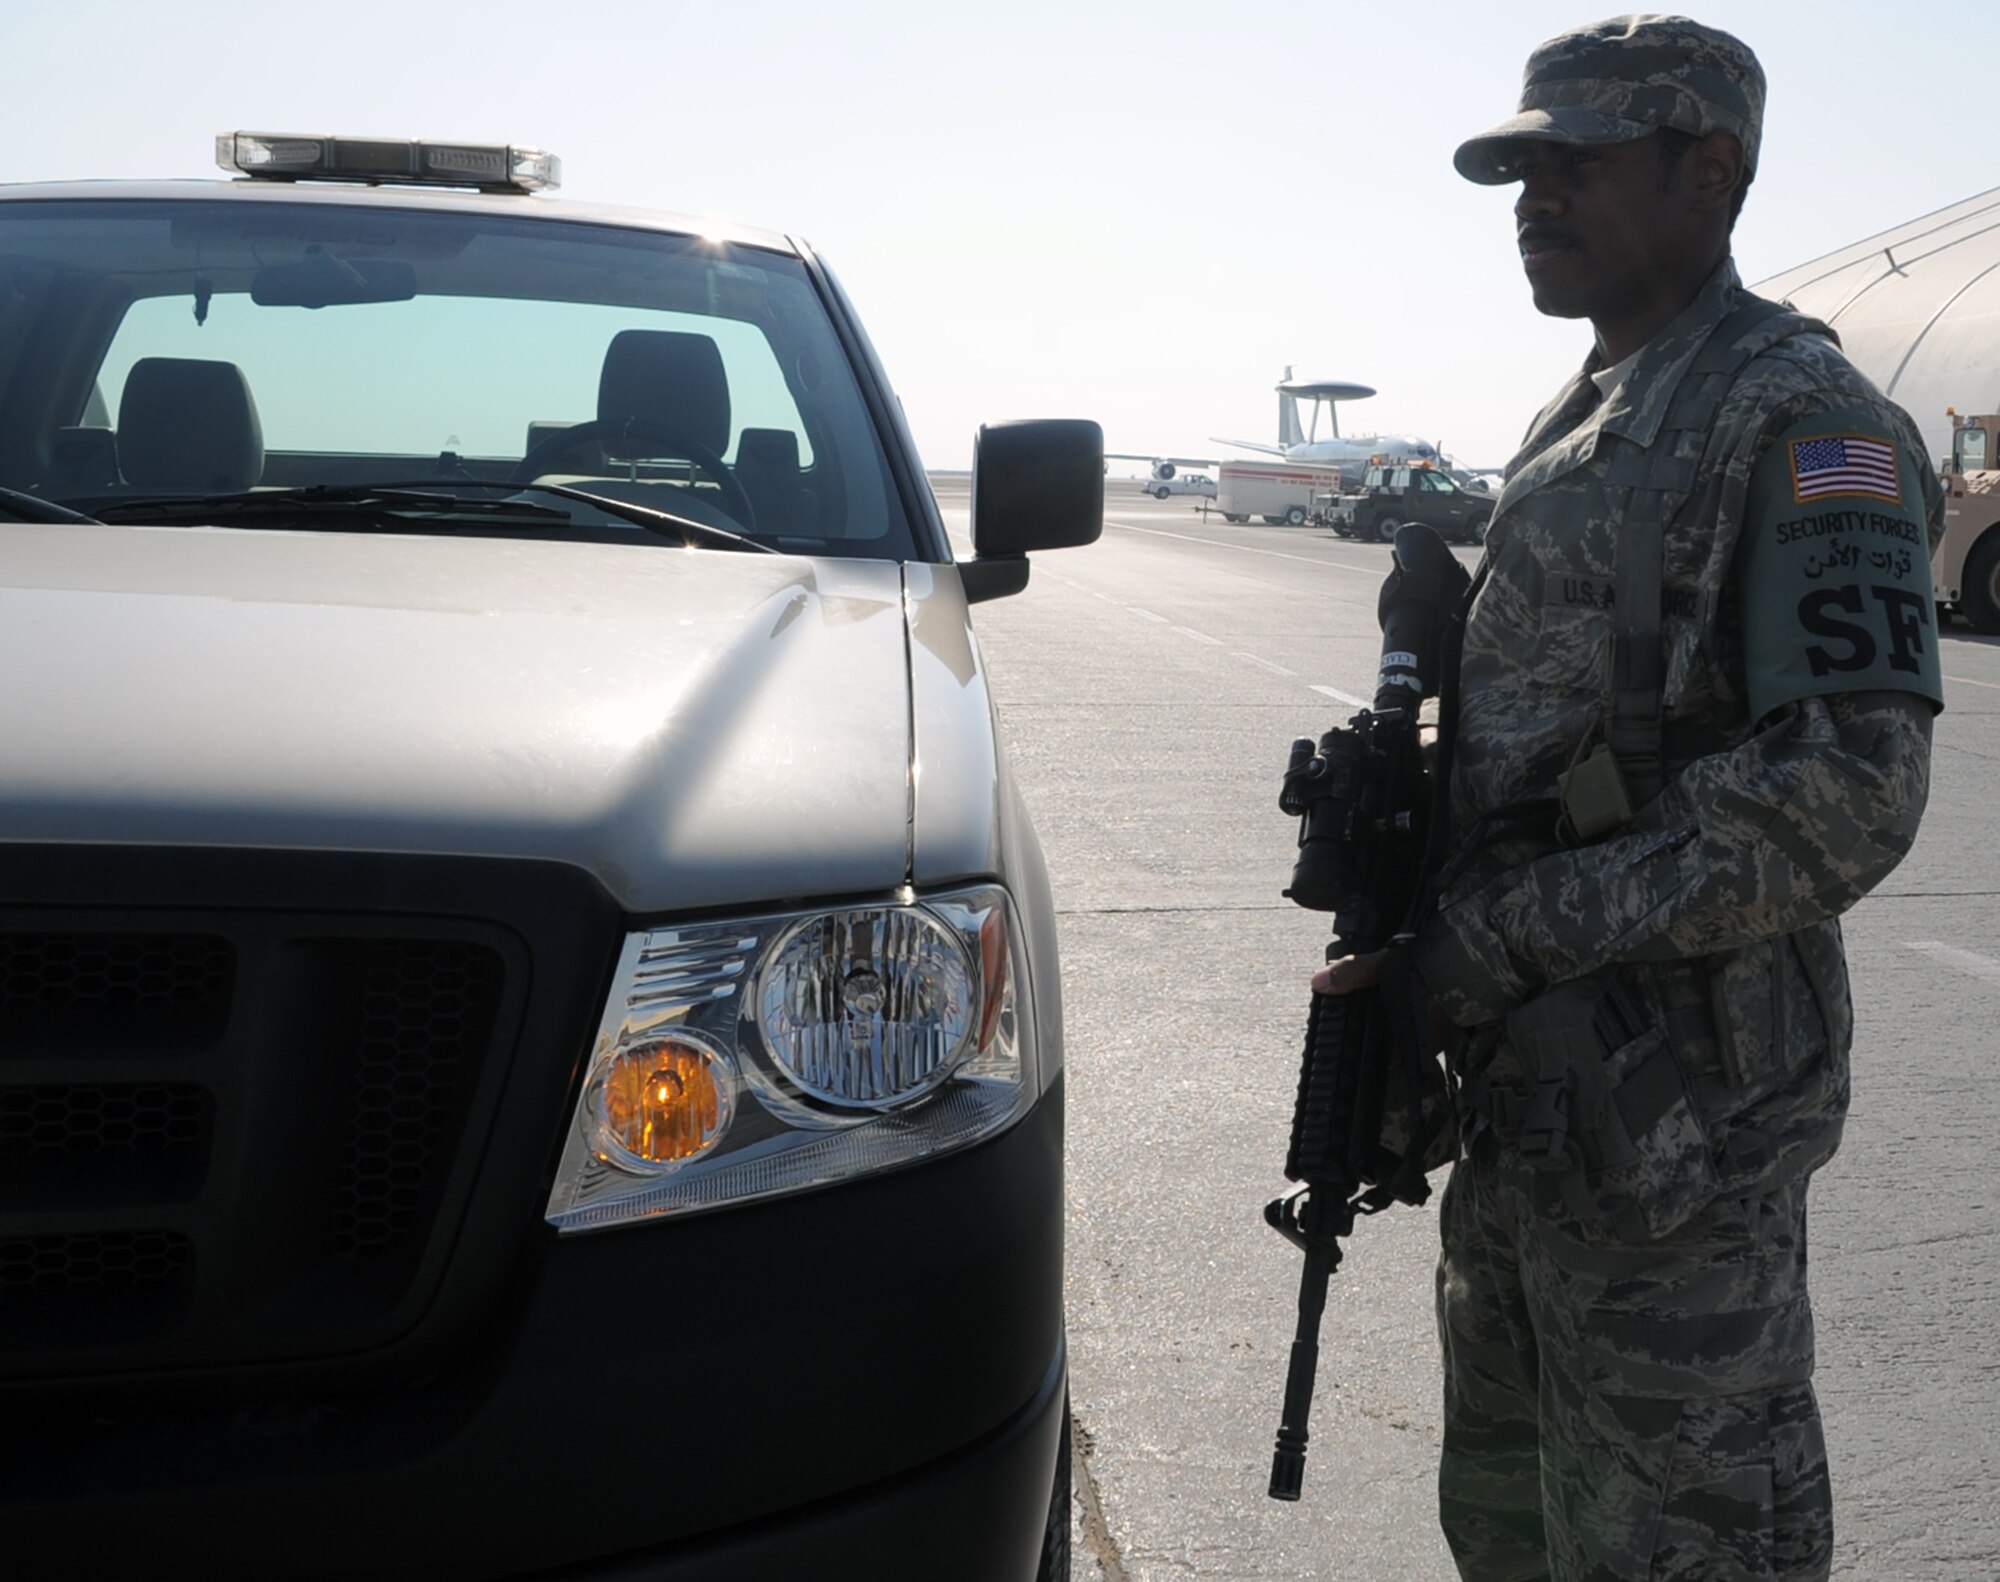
1791, 918, 1852, 1053
1503, 974, 1721, 1241
1701, 928, 1843, 1122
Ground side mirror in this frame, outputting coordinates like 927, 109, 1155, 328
964, 418, 1103, 602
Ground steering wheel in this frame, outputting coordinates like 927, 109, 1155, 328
512, 417, 756, 528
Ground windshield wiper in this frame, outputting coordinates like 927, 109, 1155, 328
93, 485, 574, 527
427, 480, 776, 554
0, 485, 101, 525
89, 480, 775, 553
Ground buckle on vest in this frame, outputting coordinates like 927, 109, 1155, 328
1520, 1070, 1573, 1165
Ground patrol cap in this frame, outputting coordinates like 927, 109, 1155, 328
1454, 14, 1764, 185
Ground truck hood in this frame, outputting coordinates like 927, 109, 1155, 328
0, 523, 916, 913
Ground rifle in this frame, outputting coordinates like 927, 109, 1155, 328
1265, 522, 1471, 1502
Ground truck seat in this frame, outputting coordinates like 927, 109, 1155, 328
117, 358, 264, 493
734, 427, 816, 536
41, 426, 120, 499
596, 330, 730, 460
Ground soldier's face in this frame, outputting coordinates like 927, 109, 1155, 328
1510, 134, 1707, 331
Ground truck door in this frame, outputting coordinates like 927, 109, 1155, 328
1413, 470, 1448, 528
1419, 470, 1476, 540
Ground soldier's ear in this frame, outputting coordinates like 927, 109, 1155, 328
1687, 130, 1745, 218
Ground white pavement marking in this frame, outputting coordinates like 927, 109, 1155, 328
1904, 941, 2000, 985
1944, 673, 2000, 691
1105, 519, 1386, 576
958, 507, 1378, 701
1031, 563, 1115, 604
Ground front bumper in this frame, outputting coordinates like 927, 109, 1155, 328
3, 1080, 1066, 1580
544, 1344, 1067, 1582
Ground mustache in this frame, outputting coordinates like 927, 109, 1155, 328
1517, 225, 1578, 253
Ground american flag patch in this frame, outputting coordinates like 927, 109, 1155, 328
1789, 434, 1901, 504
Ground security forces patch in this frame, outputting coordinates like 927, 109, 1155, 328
1740, 406, 1944, 722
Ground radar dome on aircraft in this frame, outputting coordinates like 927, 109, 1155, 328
1111, 370, 1438, 489
1276, 379, 1376, 403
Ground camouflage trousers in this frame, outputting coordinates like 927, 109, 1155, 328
1435, 1131, 1833, 1580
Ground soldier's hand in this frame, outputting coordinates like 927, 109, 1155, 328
1312, 953, 1381, 996
1312, 951, 1452, 1053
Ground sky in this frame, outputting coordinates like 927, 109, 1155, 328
2, 0, 1981, 472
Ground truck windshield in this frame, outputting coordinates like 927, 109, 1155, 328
1957, 424, 1989, 473
0, 198, 917, 557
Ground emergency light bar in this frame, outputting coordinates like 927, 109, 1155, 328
215, 133, 561, 194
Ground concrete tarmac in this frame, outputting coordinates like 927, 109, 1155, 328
936, 477, 1999, 1581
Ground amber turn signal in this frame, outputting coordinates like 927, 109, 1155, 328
588, 1034, 732, 1170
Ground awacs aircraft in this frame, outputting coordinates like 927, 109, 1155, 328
1109, 370, 1440, 484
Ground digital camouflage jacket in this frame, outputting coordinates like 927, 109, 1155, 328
1414, 258, 1943, 1199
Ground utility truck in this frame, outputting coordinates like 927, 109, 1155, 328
1217, 458, 1341, 526
1324, 463, 1491, 544
1940, 408, 2000, 632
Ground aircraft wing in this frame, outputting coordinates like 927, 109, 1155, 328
1209, 437, 1287, 456
1106, 452, 1224, 468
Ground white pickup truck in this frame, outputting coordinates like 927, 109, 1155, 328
1144, 472, 1217, 499
0, 131, 1099, 1582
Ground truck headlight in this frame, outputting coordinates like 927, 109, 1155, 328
544, 886, 1034, 1233
755, 906, 980, 1110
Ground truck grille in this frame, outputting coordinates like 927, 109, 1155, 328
0, 1229, 194, 1292
336, 940, 498, 1258
0, 931, 232, 1045
0, 1082, 211, 1155
0, 916, 519, 1380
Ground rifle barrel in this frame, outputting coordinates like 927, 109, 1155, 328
1268, 1236, 1333, 1499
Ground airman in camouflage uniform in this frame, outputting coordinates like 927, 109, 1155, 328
1314, 15, 1944, 1580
